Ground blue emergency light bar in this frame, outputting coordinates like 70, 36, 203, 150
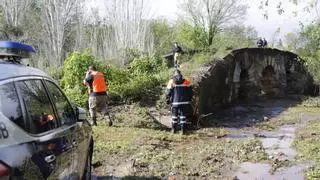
0, 41, 36, 59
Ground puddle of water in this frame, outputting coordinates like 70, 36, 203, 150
267, 107, 285, 116
232, 106, 251, 113
233, 113, 316, 179
226, 130, 256, 139
260, 126, 297, 159
301, 114, 320, 123
234, 162, 307, 180
226, 134, 250, 139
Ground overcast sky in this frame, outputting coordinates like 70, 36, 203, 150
90, 0, 317, 40
151, 0, 316, 40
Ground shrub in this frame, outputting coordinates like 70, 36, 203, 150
60, 51, 169, 106
61, 51, 102, 107
113, 54, 168, 102
129, 55, 167, 75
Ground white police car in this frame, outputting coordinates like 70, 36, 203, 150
0, 41, 93, 180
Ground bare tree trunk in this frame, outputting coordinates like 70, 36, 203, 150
38, 0, 82, 67
0, 0, 31, 40
103, 0, 154, 64
180, 0, 247, 47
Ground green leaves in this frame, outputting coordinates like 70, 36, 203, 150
60, 51, 102, 106
285, 21, 320, 84
129, 55, 167, 75
60, 51, 168, 107
174, 22, 208, 49
61, 50, 101, 89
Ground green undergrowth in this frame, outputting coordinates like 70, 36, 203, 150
181, 52, 216, 77
298, 96, 320, 107
59, 51, 172, 107
58, 50, 216, 108
293, 119, 320, 179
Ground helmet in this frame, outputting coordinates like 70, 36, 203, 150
173, 69, 181, 76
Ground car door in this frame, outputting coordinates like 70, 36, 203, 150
44, 79, 91, 178
0, 81, 43, 179
16, 79, 76, 179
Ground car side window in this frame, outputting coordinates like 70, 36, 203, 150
45, 81, 76, 125
0, 82, 24, 129
17, 80, 57, 134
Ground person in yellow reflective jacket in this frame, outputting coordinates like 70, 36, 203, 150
83, 65, 112, 126
172, 42, 183, 68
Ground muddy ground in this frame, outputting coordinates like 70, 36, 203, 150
91, 96, 320, 180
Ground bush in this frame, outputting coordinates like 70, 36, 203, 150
61, 51, 102, 107
129, 55, 167, 75
304, 51, 320, 84
60, 51, 169, 107
110, 54, 168, 103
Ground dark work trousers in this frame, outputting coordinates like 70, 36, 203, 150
171, 104, 190, 130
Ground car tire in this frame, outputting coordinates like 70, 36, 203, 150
82, 145, 93, 180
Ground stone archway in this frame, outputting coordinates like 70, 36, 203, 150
238, 69, 249, 100
192, 48, 315, 117
260, 65, 279, 96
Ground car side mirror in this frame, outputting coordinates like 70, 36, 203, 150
76, 107, 87, 122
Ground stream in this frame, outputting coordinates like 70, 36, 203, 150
232, 112, 317, 180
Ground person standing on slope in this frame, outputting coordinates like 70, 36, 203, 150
172, 42, 183, 68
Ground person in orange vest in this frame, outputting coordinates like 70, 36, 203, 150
36, 112, 55, 133
83, 65, 112, 126
166, 69, 193, 134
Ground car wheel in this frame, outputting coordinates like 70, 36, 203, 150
82, 146, 92, 180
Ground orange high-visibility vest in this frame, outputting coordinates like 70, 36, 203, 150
38, 114, 54, 126
91, 71, 107, 92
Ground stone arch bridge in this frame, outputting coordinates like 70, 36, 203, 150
192, 48, 316, 117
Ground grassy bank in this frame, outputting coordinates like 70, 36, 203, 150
293, 119, 320, 179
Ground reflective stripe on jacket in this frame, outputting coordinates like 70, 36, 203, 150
91, 71, 107, 93
166, 78, 192, 107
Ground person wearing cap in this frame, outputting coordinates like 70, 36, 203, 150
172, 42, 183, 68
257, 37, 263, 48
165, 70, 193, 134
263, 37, 268, 47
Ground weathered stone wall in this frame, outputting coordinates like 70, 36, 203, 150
229, 48, 314, 100
192, 59, 232, 116
192, 48, 314, 117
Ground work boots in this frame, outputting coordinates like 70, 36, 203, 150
171, 123, 177, 134
92, 117, 97, 126
106, 114, 113, 127
92, 115, 113, 126
180, 124, 185, 135
180, 128, 184, 135
107, 119, 113, 127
